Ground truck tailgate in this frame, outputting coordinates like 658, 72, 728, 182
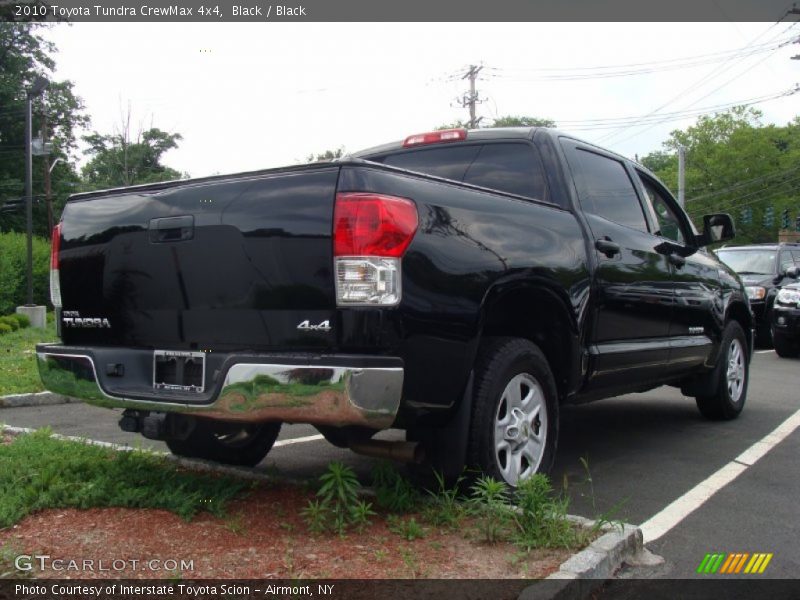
58, 167, 339, 352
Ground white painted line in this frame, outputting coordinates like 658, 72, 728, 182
640, 408, 800, 543
754, 349, 774, 354
273, 434, 324, 447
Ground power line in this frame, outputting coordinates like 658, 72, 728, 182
596, 20, 796, 145
687, 165, 800, 204
487, 37, 796, 81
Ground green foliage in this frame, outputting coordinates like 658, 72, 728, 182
0, 232, 51, 314
387, 514, 425, 541
641, 107, 800, 244
0, 429, 248, 527
0, 24, 87, 236
8, 313, 30, 328
469, 476, 512, 543
0, 317, 57, 394
0, 323, 11, 335
490, 115, 557, 128
0, 316, 18, 331
422, 470, 468, 528
371, 461, 421, 513
81, 125, 185, 189
302, 461, 375, 535
511, 475, 575, 551
436, 114, 557, 131
306, 147, 345, 162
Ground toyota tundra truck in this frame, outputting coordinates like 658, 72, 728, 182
37, 127, 752, 486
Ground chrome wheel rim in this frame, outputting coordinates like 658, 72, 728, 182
494, 373, 547, 485
726, 338, 745, 403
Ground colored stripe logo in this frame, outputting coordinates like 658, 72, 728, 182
697, 552, 773, 574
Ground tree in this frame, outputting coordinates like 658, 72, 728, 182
306, 147, 344, 162
490, 115, 556, 128
0, 23, 88, 236
81, 108, 185, 188
436, 114, 556, 131
640, 107, 800, 244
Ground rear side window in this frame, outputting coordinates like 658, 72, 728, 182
376, 142, 548, 202
569, 148, 648, 233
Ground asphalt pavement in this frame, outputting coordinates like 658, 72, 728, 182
1, 350, 798, 581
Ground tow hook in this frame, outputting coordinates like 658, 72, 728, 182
118, 410, 196, 441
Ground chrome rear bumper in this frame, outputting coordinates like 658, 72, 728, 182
36, 345, 403, 429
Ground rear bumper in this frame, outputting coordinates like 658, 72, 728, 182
36, 344, 404, 429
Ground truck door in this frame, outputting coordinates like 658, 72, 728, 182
634, 170, 720, 373
561, 141, 674, 391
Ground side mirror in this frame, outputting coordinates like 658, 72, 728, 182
695, 213, 735, 247
786, 266, 800, 279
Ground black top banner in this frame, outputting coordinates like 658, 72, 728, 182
0, 0, 797, 22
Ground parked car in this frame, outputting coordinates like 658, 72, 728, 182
37, 127, 752, 487
715, 243, 800, 346
771, 280, 800, 357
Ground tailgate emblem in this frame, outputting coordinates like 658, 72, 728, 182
297, 319, 331, 332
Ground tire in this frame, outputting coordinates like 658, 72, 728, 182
695, 322, 749, 420
467, 337, 559, 487
773, 331, 800, 358
166, 419, 281, 467
755, 322, 773, 349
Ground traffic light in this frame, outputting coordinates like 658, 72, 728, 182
796, 215, 800, 232
782, 208, 790, 229
740, 207, 752, 225
764, 206, 775, 228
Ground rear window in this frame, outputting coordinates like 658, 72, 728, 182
372, 142, 548, 202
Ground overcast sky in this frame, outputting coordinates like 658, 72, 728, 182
43, 22, 800, 178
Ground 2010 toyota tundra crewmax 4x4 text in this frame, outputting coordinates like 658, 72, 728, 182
38, 127, 753, 486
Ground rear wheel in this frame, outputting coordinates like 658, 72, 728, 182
467, 338, 558, 487
166, 419, 281, 467
695, 322, 748, 420
773, 330, 800, 358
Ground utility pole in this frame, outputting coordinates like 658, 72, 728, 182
677, 146, 686, 208
460, 65, 483, 129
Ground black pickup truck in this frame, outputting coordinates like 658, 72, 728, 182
38, 127, 752, 486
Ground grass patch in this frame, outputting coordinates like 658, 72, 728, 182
0, 429, 249, 527
0, 317, 57, 395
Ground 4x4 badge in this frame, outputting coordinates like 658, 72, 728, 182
297, 319, 331, 332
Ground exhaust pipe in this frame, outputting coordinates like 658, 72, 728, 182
349, 439, 425, 464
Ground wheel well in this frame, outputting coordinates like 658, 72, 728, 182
480, 288, 577, 401
727, 301, 754, 356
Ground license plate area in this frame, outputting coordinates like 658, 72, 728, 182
153, 350, 205, 392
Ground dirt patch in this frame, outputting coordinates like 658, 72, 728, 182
0, 484, 573, 579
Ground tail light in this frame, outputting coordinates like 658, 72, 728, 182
403, 128, 467, 148
50, 223, 62, 308
333, 193, 418, 306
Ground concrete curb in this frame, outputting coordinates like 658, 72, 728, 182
0, 391, 78, 408
519, 518, 644, 600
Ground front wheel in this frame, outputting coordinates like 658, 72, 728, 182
695, 322, 748, 420
166, 419, 281, 466
467, 338, 558, 487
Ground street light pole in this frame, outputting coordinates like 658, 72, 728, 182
24, 76, 48, 305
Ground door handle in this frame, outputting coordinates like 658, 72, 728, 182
595, 237, 621, 258
149, 215, 194, 243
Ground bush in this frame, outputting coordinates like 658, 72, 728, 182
0, 316, 19, 331
0, 233, 51, 315
8, 313, 30, 328
0, 323, 12, 335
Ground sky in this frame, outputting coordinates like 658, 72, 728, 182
43, 22, 800, 178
